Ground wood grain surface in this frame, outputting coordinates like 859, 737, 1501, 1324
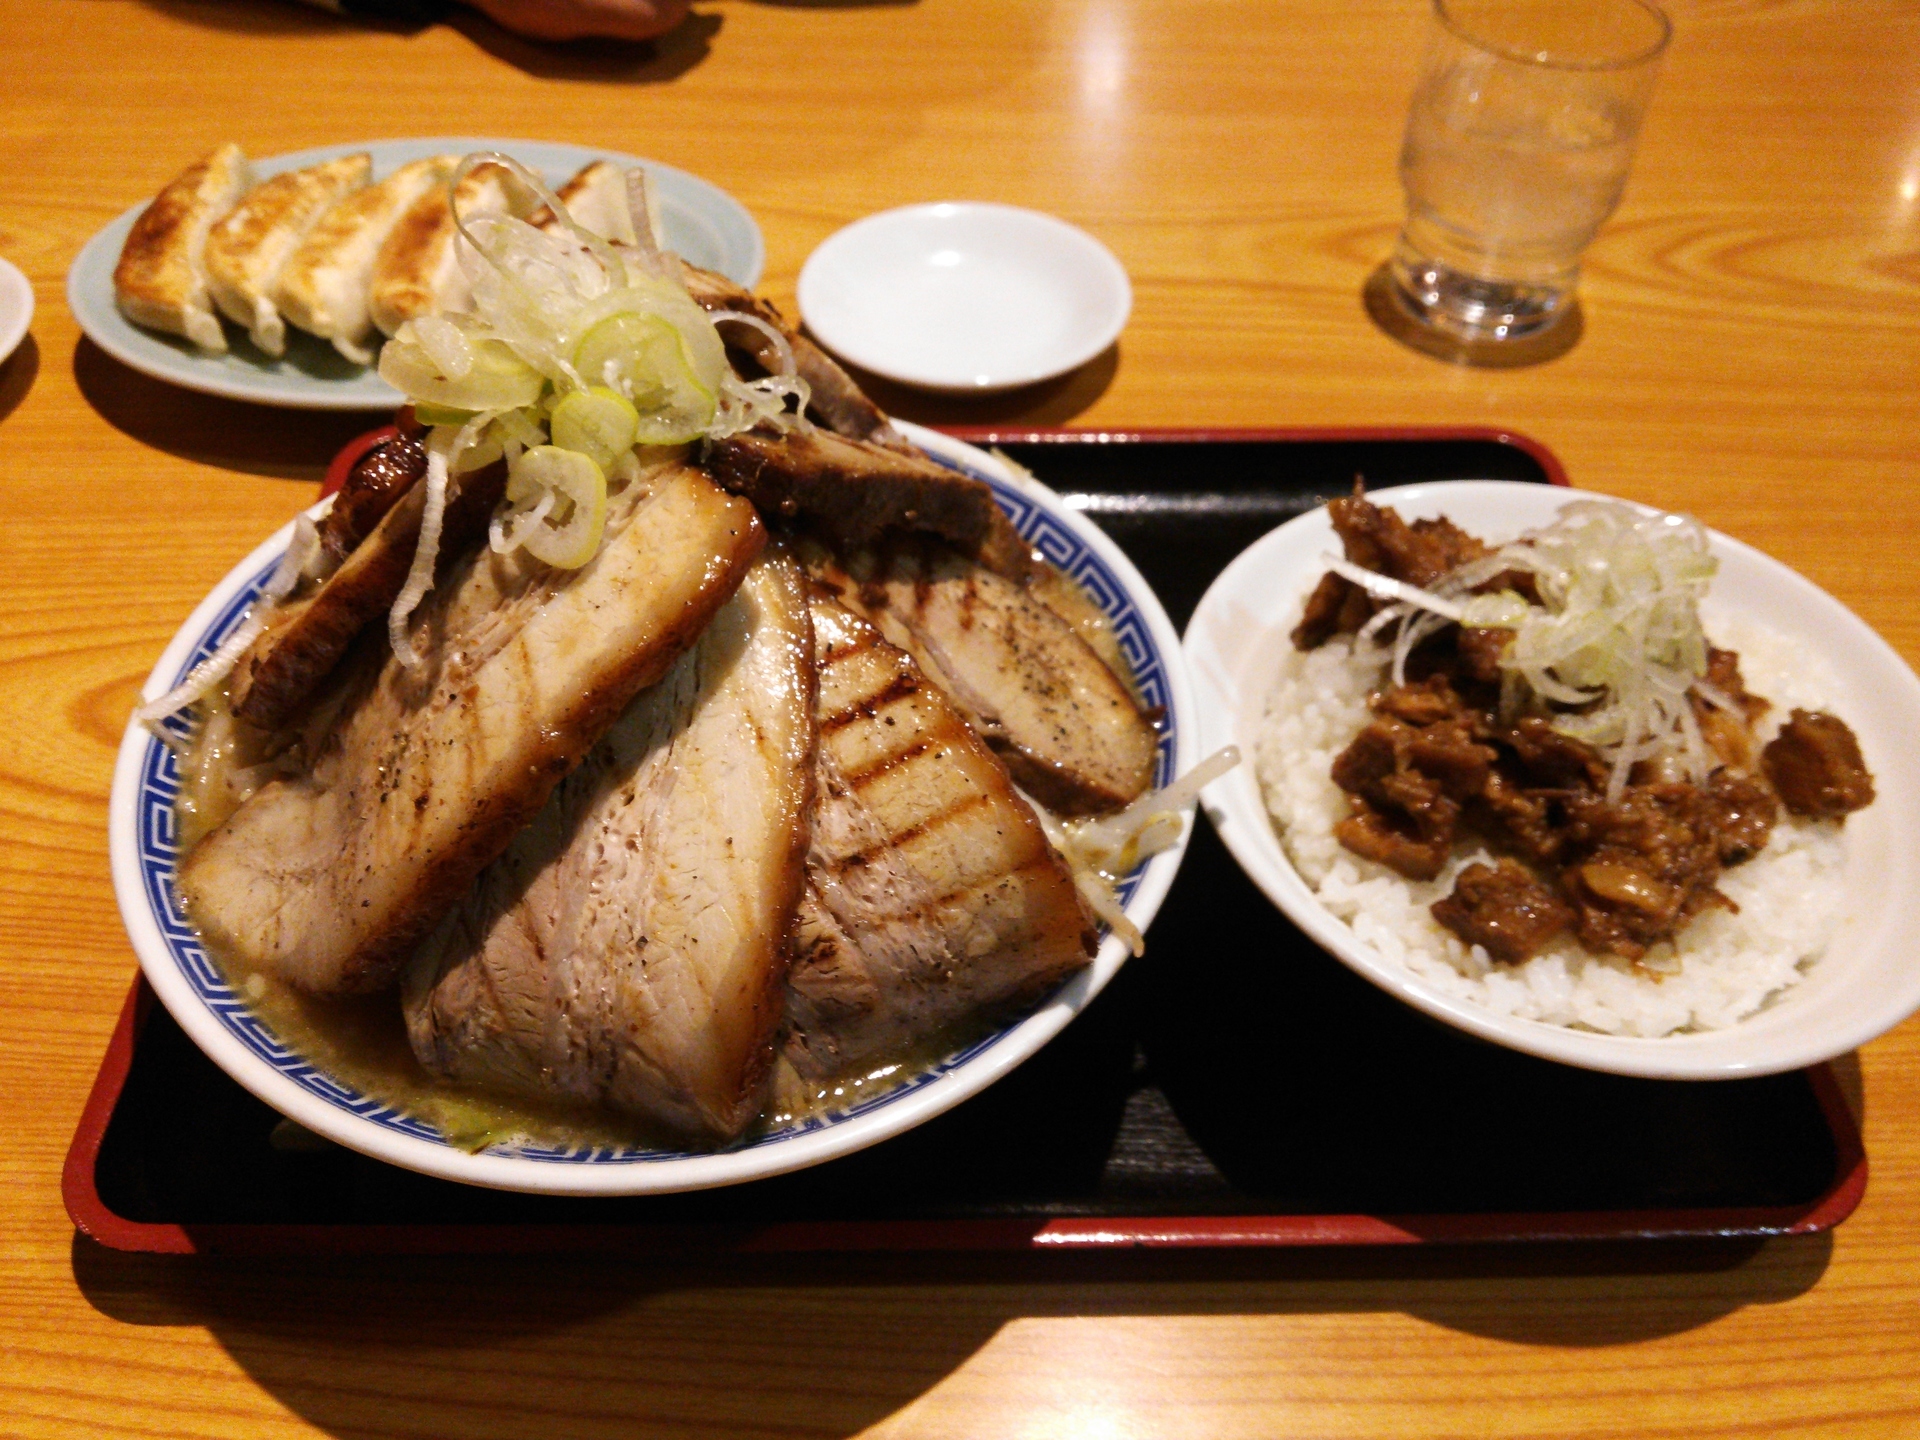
3, 0, 1918, 1436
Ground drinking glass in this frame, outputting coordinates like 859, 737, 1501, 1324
1388, 0, 1670, 343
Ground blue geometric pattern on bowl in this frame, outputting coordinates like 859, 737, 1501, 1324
135, 468, 1176, 1163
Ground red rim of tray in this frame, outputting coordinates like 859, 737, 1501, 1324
63, 976, 1869, 1254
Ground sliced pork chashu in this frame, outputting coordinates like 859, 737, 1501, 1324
806, 543, 1157, 817
705, 426, 1034, 580
680, 263, 910, 453
180, 460, 764, 996
228, 441, 507, 731
314, 427, 433, 566
782, 593, 1096, 1083
403, 551, 816, 1141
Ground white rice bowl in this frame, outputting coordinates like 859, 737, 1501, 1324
1187, 481, 1920, 1080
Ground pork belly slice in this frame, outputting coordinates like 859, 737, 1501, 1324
805, 543, 1157, 817
403, 551, 817, 1141
679, 263, 911, 453
229, 440, 511, 731
1024, 558, 1136, 684
704, 425, 1034, 580
180, 461, 764, 996
782, 594, 1096, 1083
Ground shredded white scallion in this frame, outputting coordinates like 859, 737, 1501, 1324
410, 314, 474, 381
1035, 745, 1242, 956
133, 502, 334, 738
1334, 499, 1719, 802
453, 151, 630, 314
489, 488, 554, 554
388, 441, 454, 668
1326, 556, 1467, 622
712, 310, 797, 378
622, 166, 676, 280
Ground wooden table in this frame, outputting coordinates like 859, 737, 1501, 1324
4, 0, 1918, 1434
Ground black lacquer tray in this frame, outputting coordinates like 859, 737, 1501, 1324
66, 428, 1863, 1254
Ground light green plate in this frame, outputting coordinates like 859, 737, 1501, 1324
68, 137, 764, 412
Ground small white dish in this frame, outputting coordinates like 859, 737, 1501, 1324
68, 138, 765, 412
1186, 479, 1920, 1081
797, 203, 1130, 394
111, 422, 1197, 1195
0, 255, 31, 366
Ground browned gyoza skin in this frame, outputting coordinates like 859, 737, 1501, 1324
180, 462, 764, 996
704, 425, 1034, 580
229, 451, 508, 731
403, 552, 817, 1140
783, 594, 1096, 1081
806, 543, 1157, 817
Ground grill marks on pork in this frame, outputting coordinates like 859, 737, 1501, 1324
229, 443, 508, 732
180, 462, 764, 996
804, 542, 1157, 817
782, 594, 1096, 1082
402, 552, 816, 1141
166, 222, 1166, 1142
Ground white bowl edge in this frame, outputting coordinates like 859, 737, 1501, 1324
1185, 478, 1920, 1081
0, 256, 31, 366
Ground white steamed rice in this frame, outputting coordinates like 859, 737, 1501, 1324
1255, 600, 1849, 1036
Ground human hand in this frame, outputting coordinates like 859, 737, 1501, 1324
461, 0, 691, 41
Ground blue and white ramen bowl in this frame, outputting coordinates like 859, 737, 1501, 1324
109, 422, 1197, 1194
